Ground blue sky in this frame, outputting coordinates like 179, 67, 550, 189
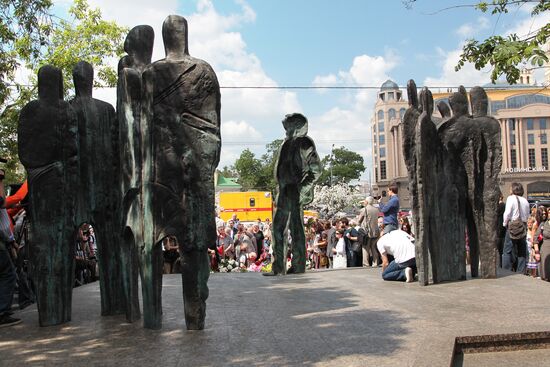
55, 0, 550, 178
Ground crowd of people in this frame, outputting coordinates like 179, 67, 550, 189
501, 182, 550, 280
2, 163, 549, 329
200, 182, 418, 282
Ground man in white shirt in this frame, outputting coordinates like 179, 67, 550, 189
377, 229, 416, 282
502, 182, 530, 272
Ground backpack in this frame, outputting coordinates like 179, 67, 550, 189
508, 195, 527, 240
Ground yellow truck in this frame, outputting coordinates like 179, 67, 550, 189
219, 191, 273, 222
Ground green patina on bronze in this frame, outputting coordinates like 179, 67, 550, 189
18, 65, 78, 326
70, 61, 125, 316
268, 113, 321, 276
403, 80, 502, 285
119, 16, 220, 330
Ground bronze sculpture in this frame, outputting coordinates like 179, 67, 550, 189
18, 65, 78, 326
403, 80, 502, 284
71, 61, 124, 316
268, 113, 321, 275
140, 15, 221, 330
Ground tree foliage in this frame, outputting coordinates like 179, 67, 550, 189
318, 146, 365, 186
0, 0, 127, 183
405, 0, 550, 84
231, 139, 283, 192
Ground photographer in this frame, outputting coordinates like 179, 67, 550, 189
0, 166, 22, 327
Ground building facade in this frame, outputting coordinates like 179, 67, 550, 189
371, 78, 550, 207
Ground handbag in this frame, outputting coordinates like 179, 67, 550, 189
508, 196, 527, 240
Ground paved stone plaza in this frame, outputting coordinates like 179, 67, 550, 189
1, 268, 549, 366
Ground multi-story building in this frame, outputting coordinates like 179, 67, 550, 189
371, 76, 550, 207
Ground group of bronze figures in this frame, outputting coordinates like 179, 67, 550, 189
15, 13, 503, 332
18, 15, 220, 330
403, 80, 502, 285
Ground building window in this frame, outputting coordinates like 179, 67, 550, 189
380, 161, 387, 180
541, 133, 547, 145
542, 148, 548, 169
528, 134, 534, 145
400, 108, 406, 119
511, 149, 517, 168
388, 92, 394, 100
379, 147, 386, 158
388, 108, 396, 120
508, 119, 515, 131
529, 148, 536, 167
379, 134, 385, 145
378, 110, 384, 121
527, 118, 534, 130
378, 121, 384, 133
375, 166, 379, 182
510, 133, 516, 146
540, 118, 547, 130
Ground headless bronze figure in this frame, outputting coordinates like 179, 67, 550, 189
138, 15, 221, 330
71, 61, 124, 316
18, 65, 78, 326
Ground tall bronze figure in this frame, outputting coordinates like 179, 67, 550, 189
18, 65, 78, 326
117, 25, 155, 324
403, 80, 502, 285
140, 15, 221, 330
70, 61, 124, 316
268, 113, 321, 275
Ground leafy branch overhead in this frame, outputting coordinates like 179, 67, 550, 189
0, 0, 127, 183
405, 0, 550, 84
458, 0, 549, 84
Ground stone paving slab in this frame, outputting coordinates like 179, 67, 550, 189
0, 268, 549, 366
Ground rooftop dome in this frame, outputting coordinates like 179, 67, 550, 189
380, 79, 399, 91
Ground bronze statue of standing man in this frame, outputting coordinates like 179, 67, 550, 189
267, 113, 321, 275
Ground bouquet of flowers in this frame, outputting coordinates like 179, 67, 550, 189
218, 258, 243, 273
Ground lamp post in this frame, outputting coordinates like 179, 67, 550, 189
330, 144, 335, 186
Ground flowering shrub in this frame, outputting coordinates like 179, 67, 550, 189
307, 183, 357, 218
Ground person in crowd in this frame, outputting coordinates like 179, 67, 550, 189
340, 218, 358, 267
534, 207, 550, 281
163, 236, 180, 274
496, 193, 506, 267
526, 217, 539, 278
227, 219, 237, 239
217, 227, 234, 260
251, 224, 264, 258
234, 225, 256, 267
332, 229, 347, 269
324, 220, 337, 268
400, 217, 412, 236
313, 224, 328, 268
0, 168, 21, 327
377, 229, 416, 282
74, 224, 97, 285
502, 182, 530, 273
378, 182, 400, 234
358, 196, 381, 267
215, 211, 225, 230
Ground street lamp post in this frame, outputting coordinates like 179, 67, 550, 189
330, 144, 335, 186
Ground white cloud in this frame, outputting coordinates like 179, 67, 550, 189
455, 17, 490, 38
423, 47, 491, 88
57, 0, 304, 169
310, 52, 398, 178
424, 9, 550, 88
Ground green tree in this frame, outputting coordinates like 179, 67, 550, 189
318, 146, 365, 185
257, 139, 283, 192
405, 0, 550, 84
0, 0, 127, 183
233, 148, 262, 191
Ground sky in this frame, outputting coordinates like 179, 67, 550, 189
53, 0, 550, 179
